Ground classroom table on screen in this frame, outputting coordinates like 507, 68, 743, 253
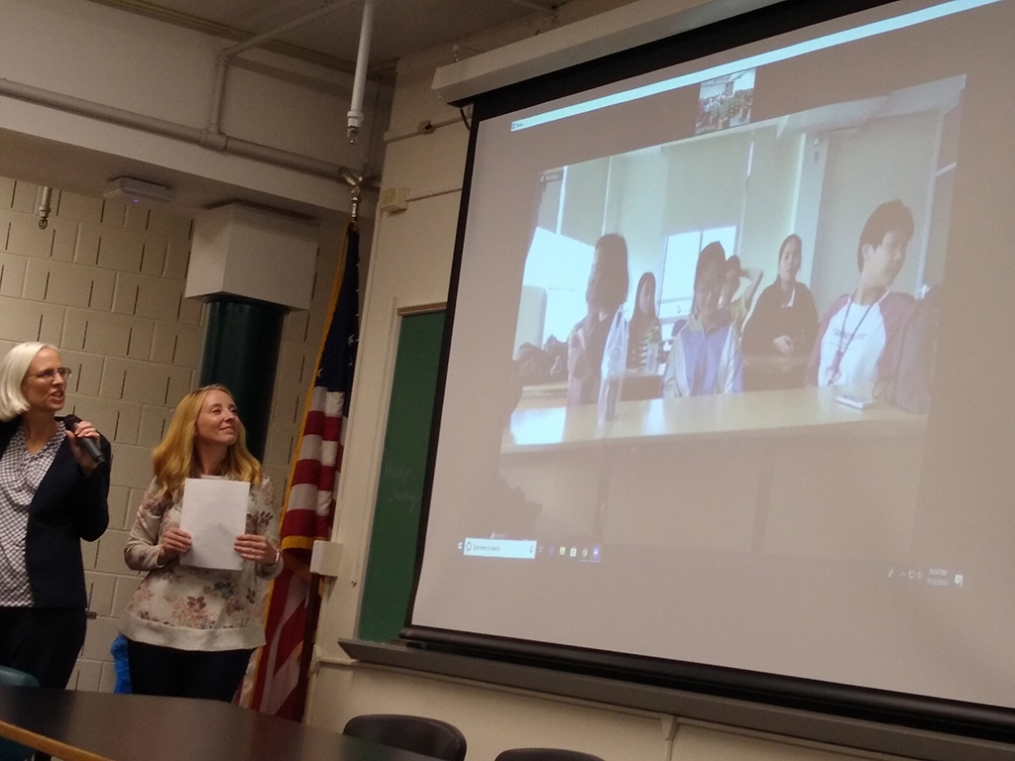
500, 384, 927, 559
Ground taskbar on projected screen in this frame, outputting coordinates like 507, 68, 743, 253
458, 537, 602, 563
454, 539, 970, 589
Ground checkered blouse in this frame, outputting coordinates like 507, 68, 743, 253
0, 422, 65, 606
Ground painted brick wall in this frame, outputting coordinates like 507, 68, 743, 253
0, 174, 338, 691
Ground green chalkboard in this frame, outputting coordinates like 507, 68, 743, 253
358, 308, 445, 642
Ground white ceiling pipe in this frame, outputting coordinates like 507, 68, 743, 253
37, 186, 54, 230
1, 77, 204, 142
0, 77, 348, 183
494, 0, 557, 13
207, 0, 361, 135
347, 0, 375, 144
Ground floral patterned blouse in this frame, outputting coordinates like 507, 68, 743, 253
119, 476, 282, 651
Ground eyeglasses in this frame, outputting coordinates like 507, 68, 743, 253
31, 367, 72, 382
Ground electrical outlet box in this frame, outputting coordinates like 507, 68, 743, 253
379, 186, 409, 213
310, 540, 343, 577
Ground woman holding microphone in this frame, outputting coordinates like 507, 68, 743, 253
120, 384, 281, 701
0, 342, 110, 689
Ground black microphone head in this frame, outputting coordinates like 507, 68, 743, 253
62, 414, 107, 466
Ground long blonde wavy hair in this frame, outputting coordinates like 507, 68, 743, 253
152, 384, 262, 502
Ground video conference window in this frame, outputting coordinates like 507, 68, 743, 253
510, 75, 957, 447
413, 0, 1015, 713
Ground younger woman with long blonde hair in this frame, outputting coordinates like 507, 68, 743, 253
119, 384, 281, 701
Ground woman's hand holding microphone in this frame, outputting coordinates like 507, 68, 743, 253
64, 416, 105, 475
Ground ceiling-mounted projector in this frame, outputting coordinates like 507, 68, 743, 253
102, 177, 174, 205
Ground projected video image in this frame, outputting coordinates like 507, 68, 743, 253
498, 76, 961, 557
416, 0, 1015, 720
696, 69, 756, 134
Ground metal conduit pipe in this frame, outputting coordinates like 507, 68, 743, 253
225, 136, 345, 178
496, 0, 557, 13
207, 0, 360, 135
37, 186, 54, 230
347, 0, 375, 143
223, 0, 361, 60
0, 77, 347, 182
1, 77, 203, 143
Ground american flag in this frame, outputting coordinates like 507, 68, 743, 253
247, 222, 359, 718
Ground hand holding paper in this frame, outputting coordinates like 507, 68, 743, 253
235, 533, 277, 564
179, 478, 250, 571
159, 526, 193, 563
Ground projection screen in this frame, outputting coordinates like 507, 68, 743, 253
406, 0, 1015, 731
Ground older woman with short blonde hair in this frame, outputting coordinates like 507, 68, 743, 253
0, 341, 110, 689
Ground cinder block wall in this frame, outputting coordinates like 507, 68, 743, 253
0, 174, 338, 691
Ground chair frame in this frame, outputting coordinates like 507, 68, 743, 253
343, 713, 467, 761
495, 749, 606, 761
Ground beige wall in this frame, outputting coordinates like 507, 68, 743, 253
0, 173, 343, 690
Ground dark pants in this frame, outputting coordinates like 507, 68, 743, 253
126, 639, 253, 702
0, 606, 86, 688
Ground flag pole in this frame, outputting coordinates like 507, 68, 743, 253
289, 216, 360, 719
249, 216, 360, 716
293, 574, 323, 720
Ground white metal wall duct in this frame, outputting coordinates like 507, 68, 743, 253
0, 77, 349, 182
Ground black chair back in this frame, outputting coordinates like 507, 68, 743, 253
0, 666, 39, 761
495, 750, 605, 761
343, 713, 467, 761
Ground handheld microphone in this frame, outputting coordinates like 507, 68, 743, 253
63, 414, 108, 466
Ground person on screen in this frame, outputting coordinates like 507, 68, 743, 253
119, 385, 282, 701
627, 272, 662, 373
663, 242, 743, 397
742, 234, 819, 385
716, 254, 763, 339
567, 234, 630, 405
806, 201, 916, 387
0, 343, 110, 693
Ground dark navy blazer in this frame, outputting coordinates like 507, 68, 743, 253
0, 417, 111, 609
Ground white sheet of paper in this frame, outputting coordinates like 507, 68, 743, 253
179, 478, 250, 571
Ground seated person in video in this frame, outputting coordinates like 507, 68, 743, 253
717, 254, 762, 340
567, 234, 630, 405
806, 201, 915, 387
627, 272, 662, 372
742, 234, 819, 386
685, 255, 761, 340
663, 242, 743, 397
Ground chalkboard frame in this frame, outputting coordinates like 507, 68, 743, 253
357, 304, 446, 643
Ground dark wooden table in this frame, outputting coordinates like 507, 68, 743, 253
0, 686, 435, 761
